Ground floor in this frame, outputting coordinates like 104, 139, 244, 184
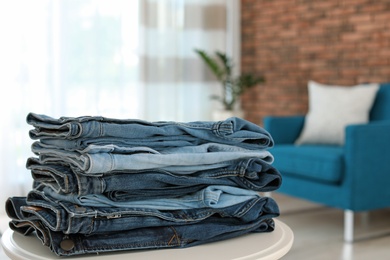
273, 193, 390, 260
0, 193, 389, 259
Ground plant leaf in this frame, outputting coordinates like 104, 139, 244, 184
215, 51, 232, 78
194, 49, 224, 80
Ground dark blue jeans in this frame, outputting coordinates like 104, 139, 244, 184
6, 190, 279, 235
27, 157, 281, 196
9, 217, 275, 256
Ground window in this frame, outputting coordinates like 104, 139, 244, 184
0, 0, 237, 214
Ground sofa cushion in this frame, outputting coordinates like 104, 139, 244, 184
271, 144, 344, 184
295, 81, 379, 146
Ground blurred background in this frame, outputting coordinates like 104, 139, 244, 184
0, 0, 240, 213
1, 1, 390, 258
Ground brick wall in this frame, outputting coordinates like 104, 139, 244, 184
240, 0, 390, 125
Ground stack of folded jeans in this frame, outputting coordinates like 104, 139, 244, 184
6, 113, 282, 257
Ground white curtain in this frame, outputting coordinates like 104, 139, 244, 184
0, 0, 238, 215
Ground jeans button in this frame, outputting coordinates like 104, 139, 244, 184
60, 239, 75, 251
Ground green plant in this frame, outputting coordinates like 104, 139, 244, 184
195, 49, 264, 111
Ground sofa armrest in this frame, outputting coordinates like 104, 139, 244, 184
344, 121, 390, 210
263, 115, 305, 144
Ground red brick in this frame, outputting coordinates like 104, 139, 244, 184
360, 3, 388, 12
241, 0, 390, 123
348, 14, 372, 23
374, 12, 390, 22
355, 22, 385, 32
341, 32, 367, 41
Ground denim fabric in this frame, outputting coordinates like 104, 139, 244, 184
41, 185, 261, 209
6, 192, 279, 235
2, 113, 283, 257
27, 158, 78, 194
40, 136, 200, 152
31, 142, 273, 175
9, 217, 275, 256
6, 197, 31, 221
27, 113, 274, 150
27, 157, 281, 196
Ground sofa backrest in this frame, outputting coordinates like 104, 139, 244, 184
370, 83, 390, 121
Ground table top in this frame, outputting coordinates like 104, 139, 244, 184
1, 219, 293, 260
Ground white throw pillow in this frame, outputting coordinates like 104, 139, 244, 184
295, 81, 379, 145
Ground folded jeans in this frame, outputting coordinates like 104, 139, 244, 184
31, 142, 273, 175
9, 217, 276, 256
27, 113, 274, 150
6, 191, 279, 235
27, 157, 281, 196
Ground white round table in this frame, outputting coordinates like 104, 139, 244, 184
1, 219, 293, 260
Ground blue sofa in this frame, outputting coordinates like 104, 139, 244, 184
263, 83, 390, 242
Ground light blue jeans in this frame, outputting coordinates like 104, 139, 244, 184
31, 142, 273, 175
27, 113, 274, 150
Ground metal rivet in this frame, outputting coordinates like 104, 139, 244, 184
60, 239, 75, 251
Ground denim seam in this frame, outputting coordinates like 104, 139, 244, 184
231, 197, 260, 218
21, 205, 61, 232
99, 177, 106, 194
71, 122, 83, 139
77, 241, 178, 253
173, 121, 213, 130
212, 121, 234, 136
168, 226, 180, 246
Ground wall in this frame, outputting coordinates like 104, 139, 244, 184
240, 0, 390, 124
